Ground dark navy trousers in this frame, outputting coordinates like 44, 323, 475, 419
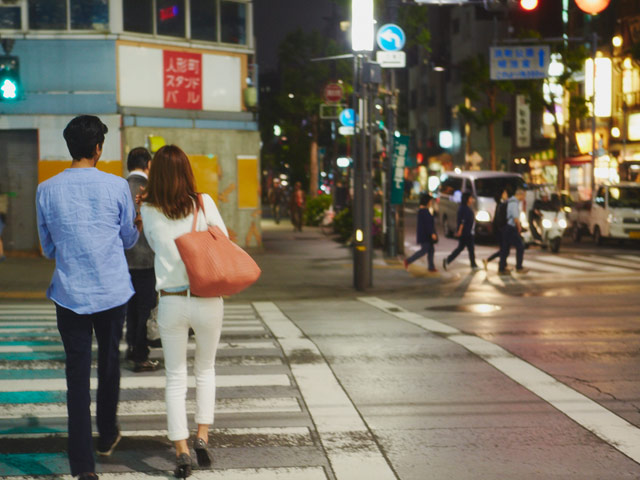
499, 225, 524, 271
446, 235, 477, 267
406, 242, 435, 270
56, 302, 126, 476
126, 268, 156, 362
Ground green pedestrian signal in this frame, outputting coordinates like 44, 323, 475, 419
0, 56, 22, 101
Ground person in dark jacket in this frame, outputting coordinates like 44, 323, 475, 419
125, 147, 160, 372
404, 193, 437, 272
483, 188, 508, 270
443, 191, 479, 271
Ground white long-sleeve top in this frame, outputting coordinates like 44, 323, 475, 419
140, 194, 228, 291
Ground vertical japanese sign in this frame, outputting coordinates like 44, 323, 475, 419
163, 50, 202, 110
516, 95, 531, 148
391, 135, 409, 205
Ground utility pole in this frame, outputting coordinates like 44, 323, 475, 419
384, 0, 400, 259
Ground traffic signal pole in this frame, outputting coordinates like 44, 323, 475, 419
353, 53, 373, 290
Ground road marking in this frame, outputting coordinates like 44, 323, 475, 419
614, 254, 640, 264
359, 296, 640, 465
0, 426, 312, 440
535, 255, 630, 272
509, 259, 559, 274
0, 340, 277, 357
583, 255, 640, 269
0, 397, 301, 419
254, 302, 397, 480
0, 373, 290, 392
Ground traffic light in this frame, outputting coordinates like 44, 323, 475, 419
520, 0, 538, 11
0, 56, 22, 101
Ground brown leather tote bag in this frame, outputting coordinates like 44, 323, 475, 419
174, 194, 261, 297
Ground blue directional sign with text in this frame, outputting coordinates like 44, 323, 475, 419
490, 45, 550, 80
377, 24, 406, 52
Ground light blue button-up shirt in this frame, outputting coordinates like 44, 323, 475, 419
36, 168, 139, 314
506, 196, 520, 227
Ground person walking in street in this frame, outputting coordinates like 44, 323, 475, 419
498, 186, 530, 275
404, 193, 438, 272
267, 178, 284, 224
290, 181, 305, 232
443, 191, 479, 271
36, 115, 139, 480
124, 147, 160, 373
140, 145, 228, 478
483, 188, 508, 270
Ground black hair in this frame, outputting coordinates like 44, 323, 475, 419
461, 191, 473, 205
419, 193, 432, 206
506, 184, 516, 197
63, 115, 108, 161
127, 147, 152, 172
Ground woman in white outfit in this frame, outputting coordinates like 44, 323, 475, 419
140, 145, 227, 478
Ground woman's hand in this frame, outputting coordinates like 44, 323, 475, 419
134, 213, 143, 233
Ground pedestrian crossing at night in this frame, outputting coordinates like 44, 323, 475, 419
428, 251, 640, 276
0, 303, 333, 479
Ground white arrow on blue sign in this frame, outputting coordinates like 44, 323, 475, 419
339, 108, 356, 127
377, 24, 406, 52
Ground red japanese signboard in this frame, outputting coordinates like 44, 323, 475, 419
163, 50, 202, 110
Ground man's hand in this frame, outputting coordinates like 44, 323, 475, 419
432, 233, 437, 241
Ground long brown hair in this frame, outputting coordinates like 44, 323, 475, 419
144, 145, 197, 219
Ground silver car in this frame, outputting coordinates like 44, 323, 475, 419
438, 171, 527, 238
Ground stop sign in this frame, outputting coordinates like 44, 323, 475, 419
324, 83, 343, 103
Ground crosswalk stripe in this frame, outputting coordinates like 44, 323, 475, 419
532, 255, 631, 272
511, 259, 559, 273
0, 426, 312, 439
0, 340, 277, 356
0, 373, 290, 392
0, 320, 263, 327
0, 326, 267, 337
583, 255, 640, 269
0, 397, 301, 419
614, 254, 640, 264
0, 467, 330, 480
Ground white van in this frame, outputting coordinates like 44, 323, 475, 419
570, 183, 640, 245
438, 171, 527, 237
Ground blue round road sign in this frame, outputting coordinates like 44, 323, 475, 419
377, 24, 406, 52
339, 108, 355, 127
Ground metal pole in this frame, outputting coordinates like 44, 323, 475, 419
591, 32, 597, 194
385, 0, 399, 259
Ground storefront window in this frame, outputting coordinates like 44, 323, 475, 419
71, 0, 108, 30
0, 7, 21, 30
220, 1, 246, 44
123, 0, 153, 34
157, 0, 185, 38
191, 0, 217, 42
29, 0, 66, 30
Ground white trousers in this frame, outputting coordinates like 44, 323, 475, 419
157, 295, 223, 441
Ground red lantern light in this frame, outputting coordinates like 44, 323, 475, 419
574, 0, 610, 15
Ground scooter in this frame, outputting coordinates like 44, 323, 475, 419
525, 210, 568, 253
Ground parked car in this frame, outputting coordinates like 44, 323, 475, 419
569, 182, 640, 245
438, 171, 527, 238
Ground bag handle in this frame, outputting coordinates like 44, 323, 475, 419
190, 193, 206, 233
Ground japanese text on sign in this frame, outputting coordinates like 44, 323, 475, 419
163, 50, 202, 110
391, 135, 410, 205
490, 46, 549, 81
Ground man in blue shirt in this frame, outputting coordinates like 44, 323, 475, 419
443, 191, 479, 271
498, 186, 529, 275
36, 115, 139, 480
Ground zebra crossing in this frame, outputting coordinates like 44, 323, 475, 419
0, 302, 334, 479
439, 250, 640, 277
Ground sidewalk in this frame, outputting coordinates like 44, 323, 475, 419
0, 219, 444, 302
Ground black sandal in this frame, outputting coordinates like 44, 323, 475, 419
193, 437, 212, 468
174, 453, 192, 478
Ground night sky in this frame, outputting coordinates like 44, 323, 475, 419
253, 0, 346, 73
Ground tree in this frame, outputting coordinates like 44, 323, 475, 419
516, 41, 589, 189
264, 29, 351, 198
457, 54, 512, 171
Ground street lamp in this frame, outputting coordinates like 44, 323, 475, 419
351, 0, 374, 52
351, 0, 375, 291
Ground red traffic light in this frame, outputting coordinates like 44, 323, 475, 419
520, 0, 538, 10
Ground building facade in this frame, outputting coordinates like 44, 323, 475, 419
0, 0, 261, 252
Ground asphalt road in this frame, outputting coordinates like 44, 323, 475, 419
1, 216, 639, 479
